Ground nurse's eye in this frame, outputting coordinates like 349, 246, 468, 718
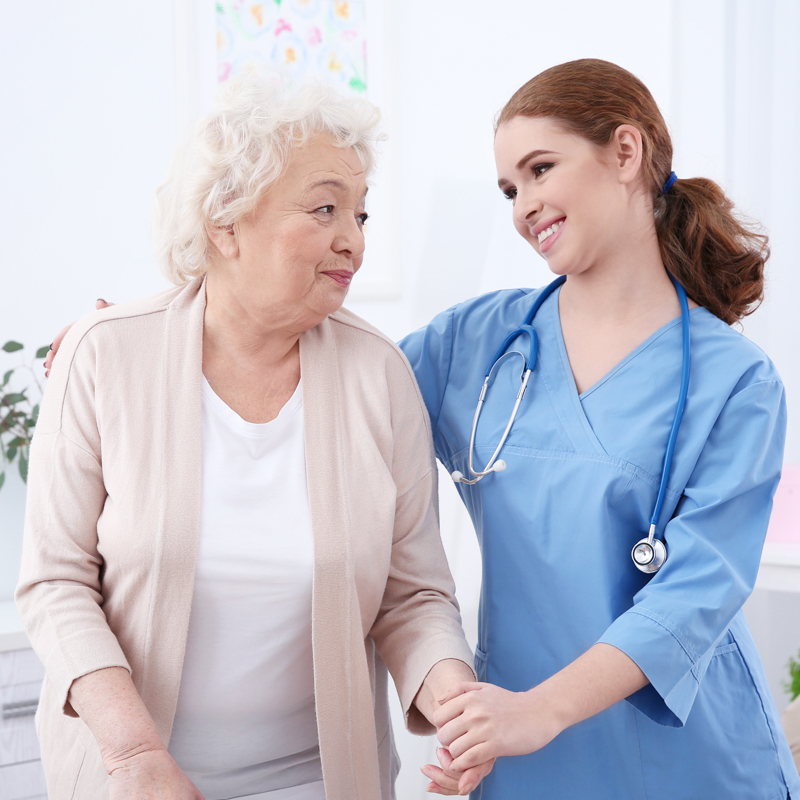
532, 163, 554, 177
502, 187, 517, 201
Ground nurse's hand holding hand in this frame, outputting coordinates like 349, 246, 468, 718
428, 643, 648, 778
415, 661, 497, 795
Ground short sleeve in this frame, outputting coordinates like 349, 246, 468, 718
599, 378, 787, 726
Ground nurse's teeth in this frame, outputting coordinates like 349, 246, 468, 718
538, 219, 564, 244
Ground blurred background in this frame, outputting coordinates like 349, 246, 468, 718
0, 1, 798, 798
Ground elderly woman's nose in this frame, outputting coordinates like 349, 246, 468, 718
334, 216, 366, 258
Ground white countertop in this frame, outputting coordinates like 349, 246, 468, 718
0, 599, 30, 653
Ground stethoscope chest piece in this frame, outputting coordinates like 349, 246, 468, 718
631, 530, 667, 574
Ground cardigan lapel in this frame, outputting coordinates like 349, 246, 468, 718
138, 277, 206, 744
300, 317, 382, 799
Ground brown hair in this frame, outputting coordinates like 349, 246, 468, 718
497, 59, 767, 324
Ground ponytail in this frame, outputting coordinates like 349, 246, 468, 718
657, 177, 767, 324
497, 59, 768, 324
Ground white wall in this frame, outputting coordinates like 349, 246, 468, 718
0, 2, 798, 798
0, 0, 177, 608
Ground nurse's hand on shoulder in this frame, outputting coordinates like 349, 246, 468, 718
108, 748, 204, 799
432, 681, 564, 773
43, 299, 113, 377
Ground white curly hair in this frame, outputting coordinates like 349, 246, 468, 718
153, 72, 383, 284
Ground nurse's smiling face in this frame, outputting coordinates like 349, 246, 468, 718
494, 116, 641, 276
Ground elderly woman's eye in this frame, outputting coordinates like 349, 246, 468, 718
357, 213, 369, 225
317, 205, 335, 214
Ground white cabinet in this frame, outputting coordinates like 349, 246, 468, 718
0, 645, 46, 799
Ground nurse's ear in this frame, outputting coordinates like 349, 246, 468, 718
609, 124, 644, 187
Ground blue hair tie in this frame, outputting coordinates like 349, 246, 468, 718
661, 171, 678, 195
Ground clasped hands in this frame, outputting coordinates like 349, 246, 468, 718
421, 681, 563, 796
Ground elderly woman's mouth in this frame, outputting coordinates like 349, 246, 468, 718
323, 270, 354, 287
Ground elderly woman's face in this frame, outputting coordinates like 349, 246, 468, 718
212, 134, 368, 329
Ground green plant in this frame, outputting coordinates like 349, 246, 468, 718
784, 651, 800, 702
0, 341, 49, 489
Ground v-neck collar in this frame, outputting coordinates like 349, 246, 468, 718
553, 285, 700, 402
535, 286, 697, 456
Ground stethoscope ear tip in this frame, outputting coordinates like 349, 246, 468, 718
451, 471, 464, 483
492, 460, 507, 472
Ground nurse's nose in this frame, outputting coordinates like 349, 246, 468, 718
512, 186, 542, 228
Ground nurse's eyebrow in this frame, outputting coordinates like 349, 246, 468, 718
515, 149, 560, 170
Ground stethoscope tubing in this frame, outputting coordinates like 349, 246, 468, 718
452, 272, 691, 574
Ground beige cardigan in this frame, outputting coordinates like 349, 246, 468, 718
16, 277, 473, 800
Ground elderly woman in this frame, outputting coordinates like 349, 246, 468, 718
16, 75, 486, 800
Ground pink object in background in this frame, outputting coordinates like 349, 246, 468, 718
766, 463, 800, 544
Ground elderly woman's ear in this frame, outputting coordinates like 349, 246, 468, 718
206, 223, 239, 259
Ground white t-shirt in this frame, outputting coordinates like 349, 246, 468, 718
168, 377, 325, 800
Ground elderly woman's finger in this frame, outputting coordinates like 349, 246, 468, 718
421, 746, 468, 795
458, 759, 495, 794
95, 298, 114, 310
425, 780, 459, 796
420, 764, 460, 793
435, 746, 459, 772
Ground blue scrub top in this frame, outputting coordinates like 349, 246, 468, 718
400, 285, 799, 800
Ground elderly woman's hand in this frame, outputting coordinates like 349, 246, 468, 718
109, 749, 205, 800
421, 745, 495, 796
68, 668, 204, 800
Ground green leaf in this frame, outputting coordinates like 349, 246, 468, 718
19, 452, 28, 483
7, 445, 17, 463
32, 404, 39, 423
2, 370, 12, 387
8, 437, 23, 448
2, 393, 26, 405
36, 346, 50, 359
785, 652, 800, 701
0, 472, 5, 491
2, 341, 23, 353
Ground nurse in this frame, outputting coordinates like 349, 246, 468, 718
405, 59, 800, 798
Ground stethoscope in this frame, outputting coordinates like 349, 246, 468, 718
451, 274, 691, 574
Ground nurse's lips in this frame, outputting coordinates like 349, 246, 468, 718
322, 270, 354, 287
532, 216, 566, 254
